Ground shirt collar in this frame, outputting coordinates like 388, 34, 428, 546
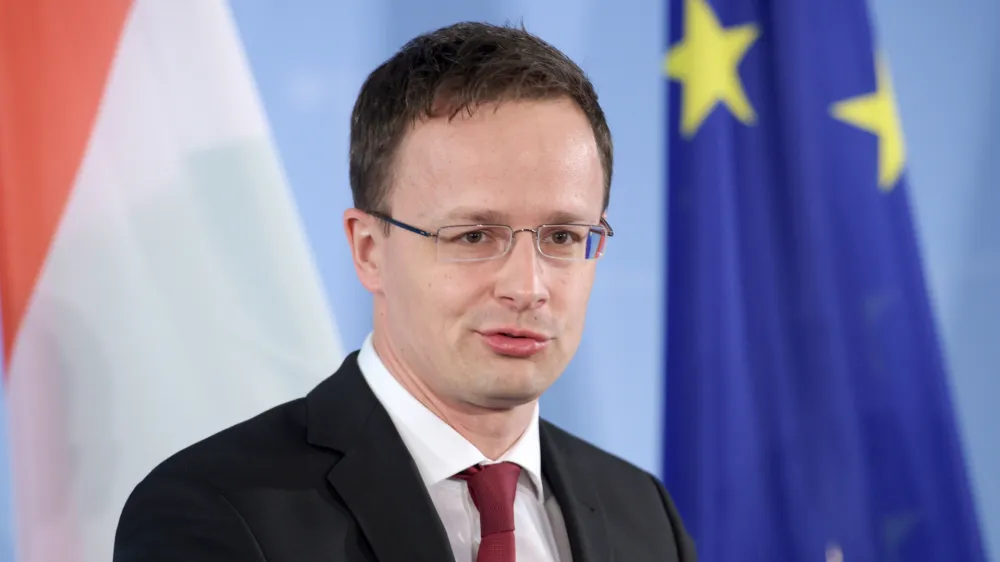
357, 332, 544, 501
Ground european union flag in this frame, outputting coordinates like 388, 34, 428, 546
661, 0, 987, 560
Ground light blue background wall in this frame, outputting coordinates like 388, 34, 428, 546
228, 0, 998, 557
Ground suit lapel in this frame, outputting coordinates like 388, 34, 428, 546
305, 355, 455, 562
540, 422, 614, 562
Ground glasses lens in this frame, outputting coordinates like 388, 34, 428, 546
538, 225, 607, 260
436, 225, 512, 261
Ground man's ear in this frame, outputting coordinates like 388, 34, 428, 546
343, 208, 384, 293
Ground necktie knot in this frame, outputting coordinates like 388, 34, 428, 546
455, 462, 521, 561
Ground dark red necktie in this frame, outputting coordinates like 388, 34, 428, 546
456, 462, 522, 562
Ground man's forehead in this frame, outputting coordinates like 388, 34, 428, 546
386, 175, 604, 223
385, 99, 605, 222
423, 206, 601, 225
396, 98, 600, 165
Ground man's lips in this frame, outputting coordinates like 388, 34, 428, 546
478, 327, 550, 341
477, 328, 551, 358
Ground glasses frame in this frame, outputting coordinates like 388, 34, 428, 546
367, 210, 614, 262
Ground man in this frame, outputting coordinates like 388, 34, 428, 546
114, 21, 696, 562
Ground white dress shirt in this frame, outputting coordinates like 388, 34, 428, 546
357, 333, 572, 562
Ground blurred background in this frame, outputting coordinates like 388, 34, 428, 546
0, 0, 996, 561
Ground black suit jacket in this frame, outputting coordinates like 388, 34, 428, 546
114, 352, 696, 561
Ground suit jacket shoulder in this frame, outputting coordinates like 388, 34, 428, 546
539, 419, 697, 561
139, 394, 319, 486
540, 418, 653, 479
115, 352, 457, 562
114, 395, 341, 562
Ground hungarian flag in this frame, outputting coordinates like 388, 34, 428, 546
0, 2, 344, 561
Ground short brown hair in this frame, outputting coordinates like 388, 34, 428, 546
349, 21, 613, 214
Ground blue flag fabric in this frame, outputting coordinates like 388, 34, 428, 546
662, 0, 987, 560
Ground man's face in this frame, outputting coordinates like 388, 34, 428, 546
360, 97, 605, 410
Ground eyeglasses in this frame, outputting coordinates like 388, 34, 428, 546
367, 211, 614, 262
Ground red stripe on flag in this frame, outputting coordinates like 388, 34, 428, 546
0, 0, 133, 371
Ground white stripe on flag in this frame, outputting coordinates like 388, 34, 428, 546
7, 1, 343, 560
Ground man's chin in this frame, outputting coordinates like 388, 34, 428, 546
474, 391, 542, 411
481, 373, 557, 407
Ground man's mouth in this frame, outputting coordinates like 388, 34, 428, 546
477, 328, 551, 358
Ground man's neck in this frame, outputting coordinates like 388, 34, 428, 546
371, 332, 535, 460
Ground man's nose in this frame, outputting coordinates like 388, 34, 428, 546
493, 231, 549, 311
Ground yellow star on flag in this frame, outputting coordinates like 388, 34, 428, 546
664, 0, 760, 138
830, 54, 907, 191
